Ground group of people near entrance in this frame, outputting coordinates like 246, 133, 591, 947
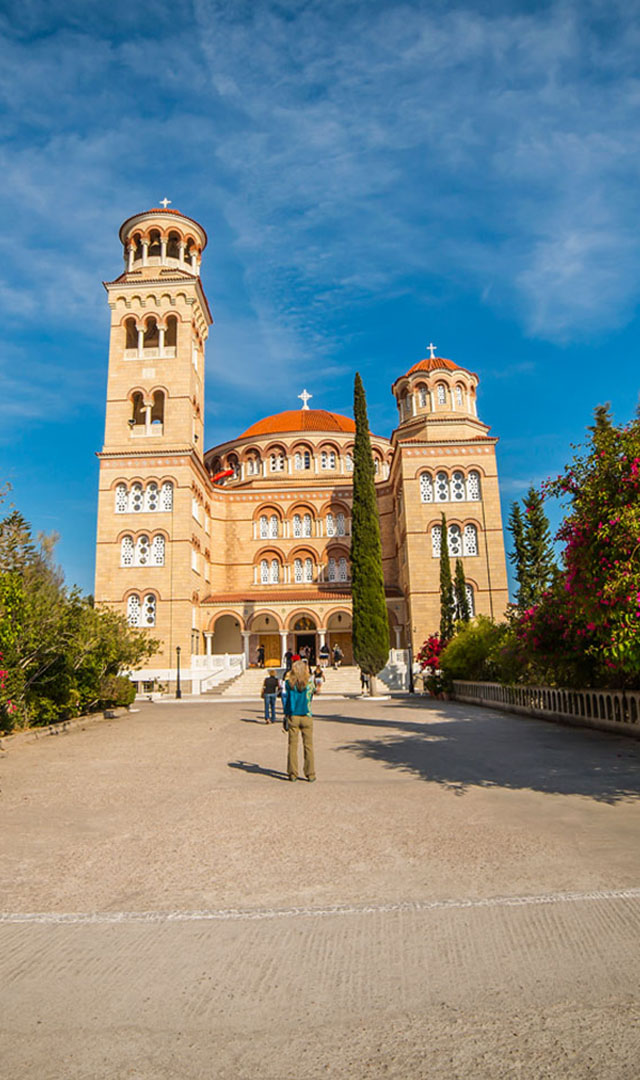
261, 657, 317, 781
256, 643, 344, 669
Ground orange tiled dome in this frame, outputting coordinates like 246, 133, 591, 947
240, 409, 356, 439
406, 356, 460, 375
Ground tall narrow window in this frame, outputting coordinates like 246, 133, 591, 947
435, 472, 449, 502
455, 385, 463, 407
270, 559, 280, 584
260, 559, 269, 584
431, 524, 442, 557
437, 383, 446, 405
136, 535, 150, 566
130, 483, 144, 512
151, 535, 165, 566
463, 524, 478, 556
269, 515, 279, 538
151, 390, 164, 426
418, 386, 428, 407
346, 454, 353, 471
165, 315, 177, 348
294, 558, 303, 583
160, 481, 173, 511
448, 524, 462, 556
321, 451, 336, 470
338, 557, 348, 582
419, 473, 433, 503
328, 557, 337, 582
260, 515, 269, 539
336, 512, 346, 536
304, 558, 313, 582
145, 483, 159, 512
124, 318, 137, 350
142, 594, 156, 626
121, 536, 134, 566
326, 513, 335, 537
293, 514, 302, 538
303, 513, 312, 538
467, 471, 481, 501
451, 471, 465, 501
115, 484, 128, 513
127, 594, 141, 626
270, 453, 284, 472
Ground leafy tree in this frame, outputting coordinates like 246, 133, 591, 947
453, 558, 470, 622
439, 512, 455, 641
439, 615, 516, 683
350, 373, 389, 683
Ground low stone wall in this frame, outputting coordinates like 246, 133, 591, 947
452, 680, 640, 739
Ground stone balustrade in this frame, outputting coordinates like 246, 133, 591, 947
452, 680, 640, 739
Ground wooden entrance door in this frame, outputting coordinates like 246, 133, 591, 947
328, 632, 353, 665
258, 634, 281, 667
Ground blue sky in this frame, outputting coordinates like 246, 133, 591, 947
1, 0, 639, 596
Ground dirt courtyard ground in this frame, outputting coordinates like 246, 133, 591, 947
1, 696, 639, 1078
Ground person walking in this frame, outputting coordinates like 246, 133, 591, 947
313, 666, 324, 694
282, 659, 316, 782
284, 648, 293, 672
256, 643, 265, 668
319, 642, 330, 668
332, 643, 343, 669
261, 669, 279, 724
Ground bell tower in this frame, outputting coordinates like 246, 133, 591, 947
94, 204, 213, 686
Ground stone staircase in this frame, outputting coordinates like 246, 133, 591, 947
206, 664, 364, 698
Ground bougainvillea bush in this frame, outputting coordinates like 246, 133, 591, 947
515, 407, 640, 688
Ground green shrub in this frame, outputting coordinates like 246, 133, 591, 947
439, 616, 514, 682
99, 675, 136, 708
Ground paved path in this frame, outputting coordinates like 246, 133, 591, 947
1, 697, 639, 1078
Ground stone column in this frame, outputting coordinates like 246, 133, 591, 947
318, 630, 326, 647
158, 326, 165, 355
178, 241, 185, 264
160, 239, 167, 263
280, 631, 288, 665
141, 239, 149, 266
127, 245, 134, 272
204, 632, 213, 656
241, 631, 251, 666
137, 327, 144, 358
394, 626, 402, 649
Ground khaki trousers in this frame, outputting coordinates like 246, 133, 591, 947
287, 714, 315, 780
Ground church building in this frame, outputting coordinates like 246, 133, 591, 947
94, 205, 509, 692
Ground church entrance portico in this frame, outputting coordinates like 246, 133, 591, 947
291, 615, 317, 665
326, 610, 353, 665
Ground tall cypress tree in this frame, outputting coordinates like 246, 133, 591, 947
522, 487, 556, 606
453, 558, 470, 622
507, 501, 529, 608
439, 512, 455, 641
350, 373, 389, 681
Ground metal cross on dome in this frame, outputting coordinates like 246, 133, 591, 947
427, 342, 437, 359
160, 197, 172, 209
298, 389, 313, 410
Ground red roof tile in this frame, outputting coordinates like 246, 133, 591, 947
240, 409, 356, 439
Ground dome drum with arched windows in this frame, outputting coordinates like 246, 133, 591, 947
118, 207, 208, 276
391, 353, 480, 427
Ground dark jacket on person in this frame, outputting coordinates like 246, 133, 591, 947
262, 675, 279, 695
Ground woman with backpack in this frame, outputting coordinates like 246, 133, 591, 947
281, 659, 316, 782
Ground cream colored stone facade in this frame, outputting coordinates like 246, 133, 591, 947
95, 207, 509, 690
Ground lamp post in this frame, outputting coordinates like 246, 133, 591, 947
175, 645, 182, 699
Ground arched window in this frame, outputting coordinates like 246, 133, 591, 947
121, 536, 134, 566
327, 557, 337, 582
437, 383, 446, 405
336, 512, 346, 536
131, 233, 142, 263
295, 451, 311, 470
130, 483, 144, 512
167, 231, 180, 259
127, 594, 140, 626
145, 483, 159, 512
418, 386, 428, 408
466, 583, 475, 616
142, 594, 156, 626
304, 557, 313, 582
345, 453, 353, 472
260, 559, 269, 583
160, 481, 173, 511
143, 317, 159, 349
404, 393, 413, 417
463, 524, 478, 556
455, 384, 464, 407
431, 524, 442, 557
131, 392, 146, 427
115, 483, 128, 513
435, 472, 449, 502
151, 535, 165, 566
338, 557, 348, 581
124, 318, 137, 350
419, 473, 433, 503
451, 471, 465, 501
302, 513, 311, 537
259, 515, 269, 539
247, 455, 261, 476
294, 557, 303, 583
293, 514, 302, 538
270, 558, 280, 584
270, 453, 285, 472
165, 315, 178, 348
135, 535, 150, 566
151, 391, 164, 426
467, 471, 481, 501
326, 512, 335, 537
448, 524, 462, 556
321, 450, 336, 470
269, 514, 279, 538
227, 454, 240, 479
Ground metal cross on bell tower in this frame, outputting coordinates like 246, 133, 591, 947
426, 342, 437, 359
298, 389, 313, 410
159, 197, 172, 210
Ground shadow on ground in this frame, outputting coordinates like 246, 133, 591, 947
228, 759, 289, 781
318, 699, 640, 804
